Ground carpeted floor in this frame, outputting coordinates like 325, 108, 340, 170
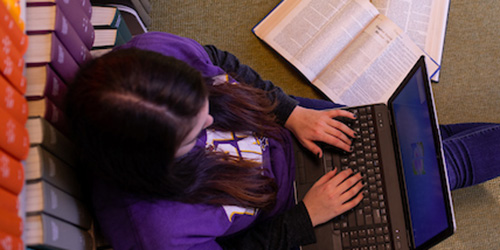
148, 0, 500, 249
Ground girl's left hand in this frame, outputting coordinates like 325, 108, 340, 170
285, 106, 357, 157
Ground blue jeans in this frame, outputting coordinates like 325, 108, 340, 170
292, 96, 500, 190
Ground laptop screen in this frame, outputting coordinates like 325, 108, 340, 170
389, 58, 454, 249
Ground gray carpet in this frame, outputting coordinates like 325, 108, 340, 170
148, 0, 500, 249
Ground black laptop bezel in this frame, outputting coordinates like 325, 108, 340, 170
387, 56, 455, 250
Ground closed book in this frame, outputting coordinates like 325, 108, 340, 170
109, 4, 146, 35
0, 107, 29, 161
25, 32, 79, 84
25, 213, 94, 250
26, 117, 76, 166
26, 180, 92, 229
27, 0, 93, 18
0, 230, 23, 250
93, 28, 124, 48
27, 0, 95, 49
0, 186, 19, 213
0, 24, 26, 94
25, 145, 83, 198
0, 207, 22, 237
28, 97, 69, 136
91, 5, 132, 42
0, 148, 24, 195
0, 3, 28, 54
26, 5, 92, 65
0, 74, 28, 124
25, 64, 68, 109
0, 0, 25, 31
91, 0, 151, 27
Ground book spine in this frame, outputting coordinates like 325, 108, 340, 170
26, 181, 92, 229
25, 64, 68, 109
0, 24, 27, 95
0, 74, 28, 124
79, 0, 93, 18
26, 5, 92, 65
0, 107, 29, 161
0, 0, 25, 31
0, 3, 28, 54
26, 117, 76, 166
0, 207, 23, 237
0, 148, 24, 195
0, 186, 19, 213
0, 230, 23, 250
25, 145, 83, 198
116, 12, 132, 42
28, 97, 70, 136
26, 214, 94, 250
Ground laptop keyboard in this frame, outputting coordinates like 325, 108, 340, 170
326, 106, 393, 250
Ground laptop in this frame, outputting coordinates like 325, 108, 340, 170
293, 56, 456, 250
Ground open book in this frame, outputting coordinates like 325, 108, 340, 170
253, 0, 439, 106
371, 0, 451, 82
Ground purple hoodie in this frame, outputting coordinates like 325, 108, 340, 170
91, 32, 297, 249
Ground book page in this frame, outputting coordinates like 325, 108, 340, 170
313, 14, 438, 106
371, 0, 450, 81
254, 0, 379, 81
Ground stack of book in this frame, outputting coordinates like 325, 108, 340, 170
90, 0, 150, 35
23, 0, 97, 249
0, 1, 29, 249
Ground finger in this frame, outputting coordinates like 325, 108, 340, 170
314, 167, 338, 186
322, 135, 352, 153
326, 109, 357, 120
326, 118, 356, 139
326, 168, 354, 187
337, 172, 363, 192
301, 139, 323, 158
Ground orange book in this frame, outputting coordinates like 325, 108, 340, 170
0, 1, 28, 54
0, 186, 19, 213
0, 148, 24, 195
0, 24, 26, 94
0, 107, 29, 161
0, 0, 24, 31
0, 207, 22, 237
0, 74, 28, 124
0, 230, 23, 250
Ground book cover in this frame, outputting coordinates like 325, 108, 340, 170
25, 213, 94, 250
0, 74, 28, 124
27, 0, 95, 49
26, 5, 92, 65
25, 145, 83, 198
0, 207, 22, 238
0, 148, 24, 195
0, 3, 28, 54
28, 97, 70, 137
26, 117, 76, 166
109, 4, 146, 35
25, 64, 68, 109
0, 24, 27, 95
91, 5, 132, 42
91, 0, 151, 27
25, 32, 80, 84
0, 0, 25, 31
0, 230, 23, 250
25, 180, 92, 229
0, 107, 29, 161
0, 186, 19, 213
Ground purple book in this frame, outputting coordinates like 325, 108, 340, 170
27, 5, 91, 65
26, 64, 68, 110
28, 0, 95, 49
26, 32, 80, 84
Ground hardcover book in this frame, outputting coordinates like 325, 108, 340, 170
0, 107, 29, 161
28, 97, 69, 136
25, 180, 93, 229
0, 25, 27, 95
253, 0, 439, 106
109, 4, 147, 35
25, 32, 80, 83
25, 213, 94, 250
91, 0, 151, 27
25, 64, 68, 109
25, 145, 83, 198
0, 148, 24, 195
0, 74, 28, 124
0, 230, 23, 250
27, 0, 95, 49
26, 5, 92, 65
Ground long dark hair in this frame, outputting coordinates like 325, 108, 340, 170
66, 48, 281, 210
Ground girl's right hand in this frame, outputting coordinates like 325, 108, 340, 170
302, 168, 364, 227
